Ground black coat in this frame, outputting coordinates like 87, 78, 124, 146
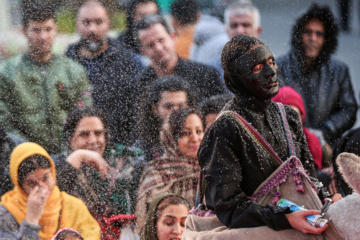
66, 38, 143, 145
277, 51, 357, 145
198, 95, 316, 230
135, 58, 226, 104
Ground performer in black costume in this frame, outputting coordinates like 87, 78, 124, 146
198, 34, 327, 235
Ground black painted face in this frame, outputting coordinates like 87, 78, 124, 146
228, 44, 279, 100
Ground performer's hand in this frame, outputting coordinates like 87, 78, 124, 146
286, 210, 328, 235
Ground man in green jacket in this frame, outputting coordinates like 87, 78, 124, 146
0, 5, 92, 154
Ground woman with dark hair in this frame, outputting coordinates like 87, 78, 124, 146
52, 228, 83, 240
141, 193, 190, 240
117, 0, 160, 53
135, 108, 204, 233
0, 142, 100, 239
54, 106, 140, 220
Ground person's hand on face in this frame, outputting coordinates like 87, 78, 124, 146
25, 176, 52, 225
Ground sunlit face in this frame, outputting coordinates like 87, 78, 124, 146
138, 23, 177, 67
177, 114, 204, 159
301, 18, 325, 61
154, 91, 188, 121
76, 3, 110, 44
69, 116, 106, 156
231, 44, 278, 100
226, 12, 261, 39
62, 236, 82, 240
23, 19, 57, 56
21, 168, 55, 195
133, 2, 158, 22
156, 204, 189, 240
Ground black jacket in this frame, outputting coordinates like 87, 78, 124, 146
66, 38, 143, 145
277, 4, 357, 145
135, 58, 226, 104
198, 95, 316, 230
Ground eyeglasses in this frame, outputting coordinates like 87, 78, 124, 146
302, 29, 325, 38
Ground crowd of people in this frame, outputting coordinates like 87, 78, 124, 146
0, 0, 358, 239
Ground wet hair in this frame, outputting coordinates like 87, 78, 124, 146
224, 3, 261, 30
22, 3, 55, 28
168, 108, 205, 142
155, 195, 190, 225
171, 0, 198, 26
63, 106, 110, 151
135, 14, 171, 38
18, 155, 51, 188
138, 75, 197, 144
199, 94, 233, 117
55, 230, 84, 240
291, 3, 338, 64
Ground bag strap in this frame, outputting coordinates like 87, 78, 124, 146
195, 103, 295, 207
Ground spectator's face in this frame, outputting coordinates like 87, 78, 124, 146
232, 44, 278, 100
301, 18, 325, 61
153, 91, 188, 121
21, 168, 55, 195
156, 204, 188, 240
23, 19, 57, 56
76, 3, 110, 45
226, 11, 261, 39
138, 23, 177, 66
177, 114, 204, 160
133, 2, 158, 22
69, 116, 106, 157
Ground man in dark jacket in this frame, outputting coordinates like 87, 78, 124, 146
277, 4, 357, 146
134, 14, 226, 106
66, 0, 143, 145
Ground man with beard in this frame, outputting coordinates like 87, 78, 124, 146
277, 4, 357, 147
198, 34, 326, 234
0, 5, 91, 154
66, 0, 143, 146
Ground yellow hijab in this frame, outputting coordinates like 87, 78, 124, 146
0, 142, 100, 240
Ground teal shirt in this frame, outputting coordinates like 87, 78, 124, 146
0, 53, 92, 154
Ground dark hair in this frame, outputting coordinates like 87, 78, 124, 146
77, 0, 108, 16
127, 0, 160, 30
138, 76, 197, 145
55, 230, 84, 240
199, 94, 233, 117
22, 3, 56, 28
63, 106, 110, 151
156, 195, 190, 220
18, 155, 51, 188
291, 4, 338, 65
171, 0, 198, 26
168, 108, 205, 142
135, 14, 171, 38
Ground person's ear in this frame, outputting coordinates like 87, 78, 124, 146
152, 104, 159, 116
256, 26, 262, 38
21, 27, 27, 37
170, 32, 176, 41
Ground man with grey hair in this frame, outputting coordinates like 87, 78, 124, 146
190, 2, 262, 78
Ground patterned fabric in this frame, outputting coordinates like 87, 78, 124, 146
135, 137, 200, 233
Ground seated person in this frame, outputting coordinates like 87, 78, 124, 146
199, 94, 233, 130
141, 193, 189, 240
135, 108, 204, 233
52, 228, 83, 240
54, 106, 140, 219
0, 142, 100, 239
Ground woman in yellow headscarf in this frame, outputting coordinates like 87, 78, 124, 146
0, 142, 101, 240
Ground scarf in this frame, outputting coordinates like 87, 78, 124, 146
0, 142, 101, 240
